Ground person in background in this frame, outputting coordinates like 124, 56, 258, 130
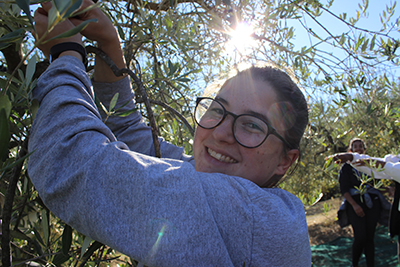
328, 147, 400, 264
332, 138, 390, 267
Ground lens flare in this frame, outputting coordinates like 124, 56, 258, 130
225, 22, 257, 57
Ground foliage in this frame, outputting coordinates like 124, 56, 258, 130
1, 0, 400, 265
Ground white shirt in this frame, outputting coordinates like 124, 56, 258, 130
351, 153, 400, 210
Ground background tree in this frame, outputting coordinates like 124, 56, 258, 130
1, 0, 399, 265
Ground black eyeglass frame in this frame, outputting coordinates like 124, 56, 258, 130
194, 97, 292, 149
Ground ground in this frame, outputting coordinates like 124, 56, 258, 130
306, 197, 354, 246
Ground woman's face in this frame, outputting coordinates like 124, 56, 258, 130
351, 141, 365, 154
193, 75, 298, 187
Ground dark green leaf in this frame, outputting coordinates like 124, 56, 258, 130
63, 0, 83, 18
361, 38, 369, 52
0, 29, 25, 44
370, 34, 376, 50
33, 227, 45, 247
0, 150, 34, 172
81, 241, 103, 259
0, 43, 11, 50
15, 0, 34, 26
10, 229, 31, 240
360, 55, 376, 59
30, 99, 40, 119
177, 77, 190, 82
168, 60, 175, 76
0, 94, 11, 118
338, 33, 345, 46
41, 209, 49, 246
117, 25, 125, 40
45, 18, 97, 43
62, 224, 73, 255
54, 0, 71, 15
0, 109, 10, 161
52, 252, 71, 266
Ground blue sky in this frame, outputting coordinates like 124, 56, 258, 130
290, 0, 399, 47
284, 0, 400, 98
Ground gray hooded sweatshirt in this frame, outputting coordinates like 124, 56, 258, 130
28, 56, 311, 267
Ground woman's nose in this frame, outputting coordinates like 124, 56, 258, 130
211, 115, 236, 144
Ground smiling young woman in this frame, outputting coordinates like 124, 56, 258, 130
28, 1, 311, 266
193, 68, 304, 187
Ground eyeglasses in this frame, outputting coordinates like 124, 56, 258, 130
194, 97, 292, 149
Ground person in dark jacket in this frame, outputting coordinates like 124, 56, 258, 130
337, 138, 389, 267
329, 151, 400, 264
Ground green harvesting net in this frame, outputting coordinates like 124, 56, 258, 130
311, 226, 399, 267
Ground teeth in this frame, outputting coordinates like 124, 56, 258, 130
207, 148, 237, 163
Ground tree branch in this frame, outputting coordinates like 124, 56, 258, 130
149, 99, 195, 136
86, 46, 161, 157
1, 138, 29, 267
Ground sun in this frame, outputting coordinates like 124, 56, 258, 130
225, 22, 257, 57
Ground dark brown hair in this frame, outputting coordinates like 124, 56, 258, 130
227, 65, 309, 150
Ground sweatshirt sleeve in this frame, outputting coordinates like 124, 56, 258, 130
351, 153, 400, 181
92, 77, 194, 163
381, 154, 400, 181
27, 56, 311, 266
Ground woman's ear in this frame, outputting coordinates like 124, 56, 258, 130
274, 149, 299, 176
263, 149, 299, 188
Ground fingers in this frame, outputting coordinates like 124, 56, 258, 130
34, 5, 83, 59
69, 0, 96, 22
324, 154, 343, 164
354, 205, 365, 217
33, 8, 49, 41
40, 1, 52, 12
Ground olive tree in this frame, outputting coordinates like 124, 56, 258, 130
1, 0, 399, 265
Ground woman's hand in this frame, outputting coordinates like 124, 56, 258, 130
352, 203, 365, 217
325, 153, 353, 164
68, 0, 126, 82
67, 0, 120, 47
37, 0, 126, 82
34, 3, 82, 59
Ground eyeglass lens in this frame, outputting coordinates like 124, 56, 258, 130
195, 98, 269, 148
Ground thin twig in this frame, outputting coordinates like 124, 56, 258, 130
86, 45, 161, 158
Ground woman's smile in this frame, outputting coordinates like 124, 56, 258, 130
207, 147, 238, 163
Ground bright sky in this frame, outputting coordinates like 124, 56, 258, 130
225, 0, 399, 75
290, 0, 398, 41
280, 0, 400, 99
289, 0, 399, 62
